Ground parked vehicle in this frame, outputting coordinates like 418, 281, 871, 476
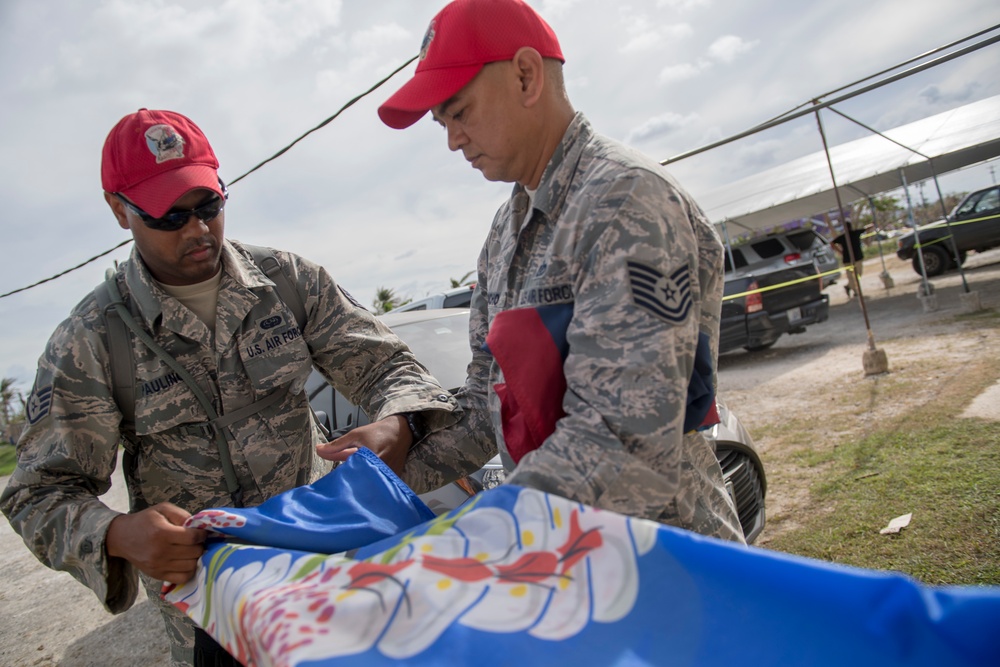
387, 284, 476, 313
896, 184, 1000, 276
308, 308, 767, 543
726, 228, 840, 288
721, 255, 830, 354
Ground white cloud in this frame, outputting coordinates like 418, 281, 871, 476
625, 111, 700, 144
620, 19, 693, 54
918, 82, 981, 105
538, 0, 584, 19
658, 60, 709, 84
656, 0, 712, 12
315, 22, 412, 95
707, 35, 758, 64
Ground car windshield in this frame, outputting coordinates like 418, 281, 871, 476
388, 313, 472, 391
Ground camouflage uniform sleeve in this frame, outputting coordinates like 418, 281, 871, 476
504, 169, 708, 521
0, 303, 139, 613
402, 226, 499, 494
687, 196, 725, 396
287, 252, 459, 426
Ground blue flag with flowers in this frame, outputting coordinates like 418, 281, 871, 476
164, 448, 1000, 666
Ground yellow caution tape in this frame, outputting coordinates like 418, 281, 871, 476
908, 211, 999, 250
723, 266, 846, 301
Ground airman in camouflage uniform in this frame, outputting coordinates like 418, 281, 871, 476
0, 109, 457, 666
367, 0, 745, 543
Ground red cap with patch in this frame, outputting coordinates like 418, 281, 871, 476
101, 109, 223, 218
378, 0, 563, 130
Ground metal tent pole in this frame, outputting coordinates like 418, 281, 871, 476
813, 101, 888, 375
900, 170, 936, 302
827, 106, 971, 293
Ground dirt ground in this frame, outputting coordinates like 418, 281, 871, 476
717, 247, 1000, 546
1, 246, 998, 666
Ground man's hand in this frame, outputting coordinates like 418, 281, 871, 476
105, 502, 207, 584
316, 414, 412, 476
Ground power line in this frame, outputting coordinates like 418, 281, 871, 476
0, 240, 132, 299
0, 55, 417, 301
228, 55, 416, 187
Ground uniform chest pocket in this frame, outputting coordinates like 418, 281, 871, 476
133, 358, 215, 436
239, 318, 313, 395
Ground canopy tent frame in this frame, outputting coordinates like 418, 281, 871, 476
661, 25, 1000, 374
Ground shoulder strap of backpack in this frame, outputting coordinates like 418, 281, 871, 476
97, 247, 306, 425
95, 268, 137, 428
95, 247, 314, 506
243, 244, 307, 331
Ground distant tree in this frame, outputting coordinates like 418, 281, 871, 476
1, 377, 26, 444
850, 194, 902, 232
371, 286, 410, 313
1, 377, 20, 425
910, 191, 966, 226
449, 271, 476, 288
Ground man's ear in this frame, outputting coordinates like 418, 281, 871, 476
512, 47, 545, 108
105, 192, 131, 231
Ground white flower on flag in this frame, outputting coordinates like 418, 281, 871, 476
166, 487, 660, 665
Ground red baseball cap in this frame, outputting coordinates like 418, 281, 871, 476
101, 109, 224, 218
378, 0, 564, 130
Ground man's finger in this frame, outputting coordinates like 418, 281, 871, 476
316, 443, 358, 462
154, 502, 193, 526
158, 566, 201, 585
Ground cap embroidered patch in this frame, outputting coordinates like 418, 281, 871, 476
419, 20, 436, 60
26, 385, 53, 425
145, 124, 186, 164
627, 260, 693, 324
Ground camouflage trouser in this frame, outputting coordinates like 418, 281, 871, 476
140, 573, 195, 667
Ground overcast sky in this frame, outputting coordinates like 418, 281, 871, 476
1, 0, 998, 390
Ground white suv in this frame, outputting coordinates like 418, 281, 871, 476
388, 284, 476, 313
726, 228, 840, 288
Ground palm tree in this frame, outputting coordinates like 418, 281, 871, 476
371, 286, 410, 314
449, 270, 475, 288
1, 377, 26, 443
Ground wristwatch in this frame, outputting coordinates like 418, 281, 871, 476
402, 411, 428, 446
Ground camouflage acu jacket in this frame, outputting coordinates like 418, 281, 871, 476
404, 113, 744, 543
1, 239, 457, 613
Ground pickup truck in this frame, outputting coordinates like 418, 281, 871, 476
720, 262, 830, 353
896, 184, 1000, 276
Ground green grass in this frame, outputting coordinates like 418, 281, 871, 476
765, 413, 1000, 586
863, 239, 898, 260
0, 443, 16, 477
758, 314, 1000, 586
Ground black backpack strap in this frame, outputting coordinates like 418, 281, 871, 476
95, 269, 138, 431
97, 269, 249, 506
244, 244, 306, 331
95, 247, 316, 507
243, 244, 329, 447
96, 269, 148, 509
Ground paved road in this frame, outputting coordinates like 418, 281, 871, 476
0, 450, 171, 666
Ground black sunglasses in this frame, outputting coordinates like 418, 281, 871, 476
115, 180, 229, 231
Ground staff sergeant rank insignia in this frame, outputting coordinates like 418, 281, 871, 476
627, 260, 693, 324
26, 384, 53, 425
